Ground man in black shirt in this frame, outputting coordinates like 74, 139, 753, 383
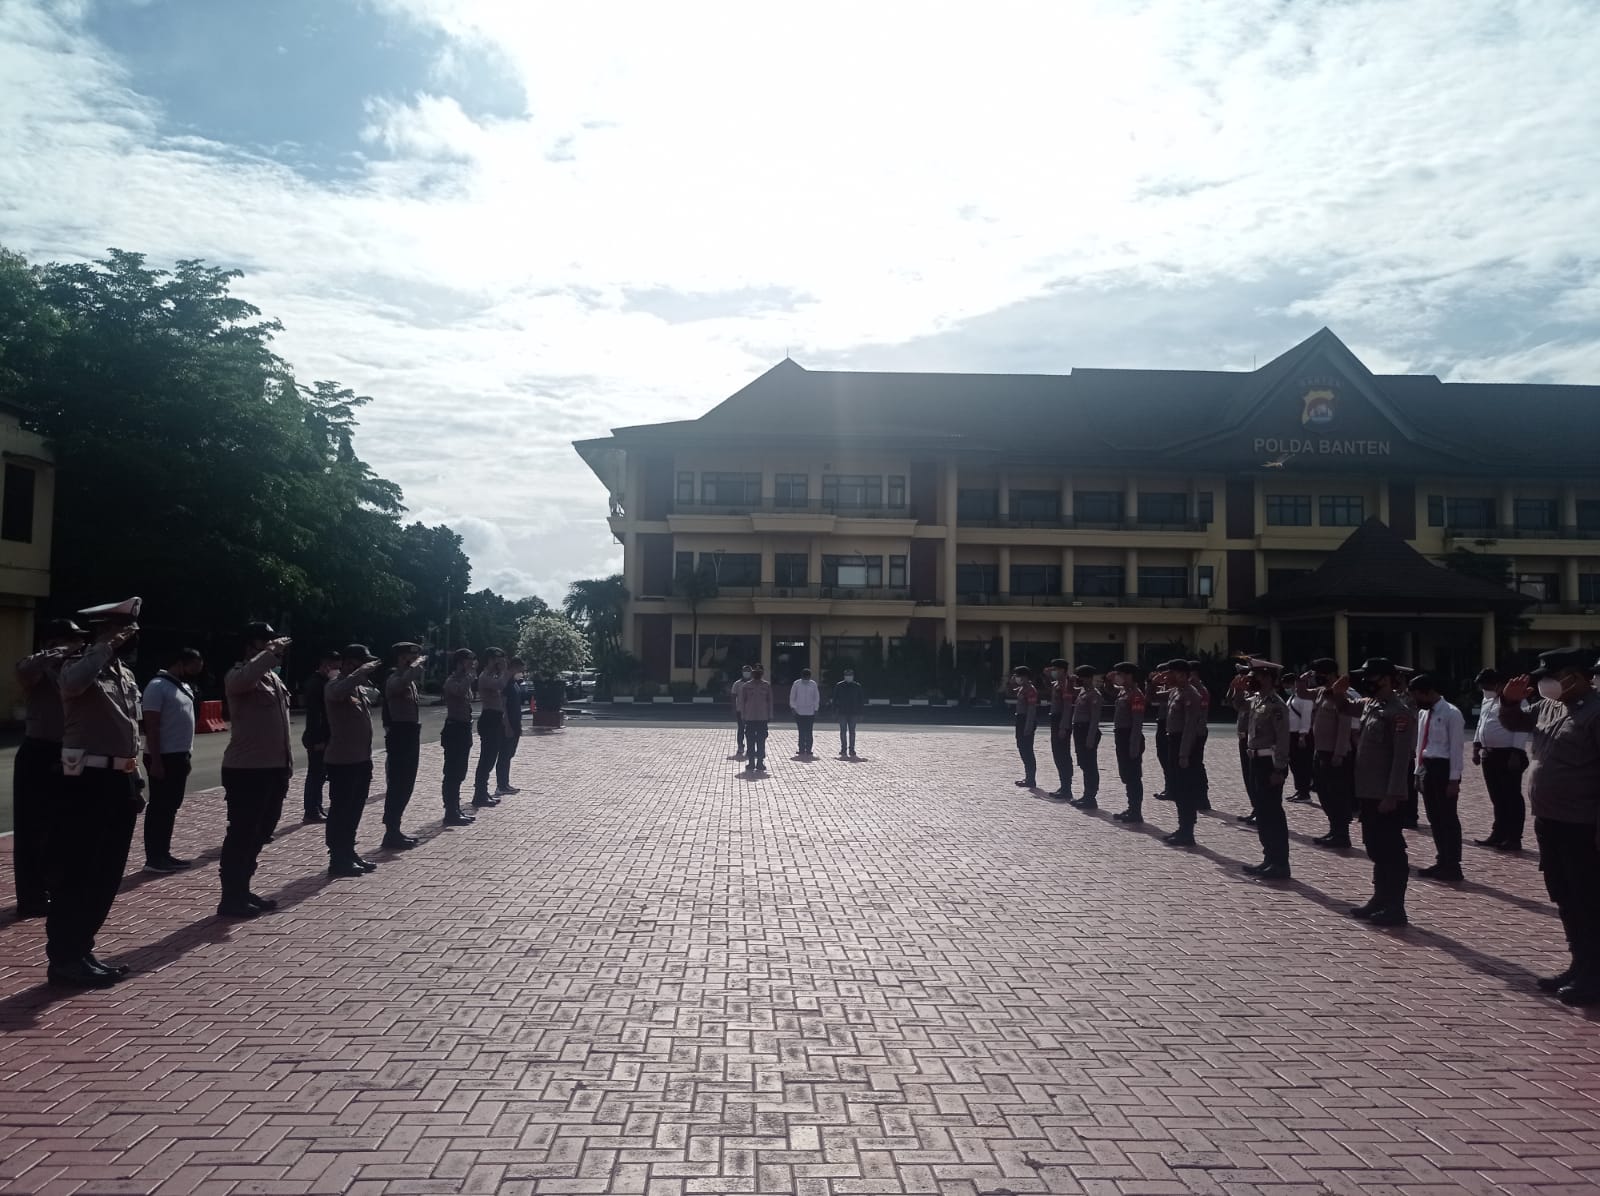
300, 651, 339, 823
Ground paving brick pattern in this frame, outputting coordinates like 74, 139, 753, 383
1, 725, 1598, 1196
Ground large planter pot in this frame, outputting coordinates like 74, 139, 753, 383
531, 709, 564, 729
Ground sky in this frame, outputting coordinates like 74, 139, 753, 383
2, 0, 1598, 602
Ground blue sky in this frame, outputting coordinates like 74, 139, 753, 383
2, 0, 1598, 600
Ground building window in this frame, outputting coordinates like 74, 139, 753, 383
674, 551, 695, 580
957, 488, 999, 521
821, 636, 882, 669
1010, 490, 1061, 523
1138, 566, 1188, 597
673, 634, 694, 669
701, 472, 761, 505
1578, 500, 1600, 532
774, 473, 808, 506
888, 555, 907, 588
675, 472, 695, 504
1514, 498, 1557, 531
1196, 565, 1214, 597
822, 474, 883, 509
774, 553, 808, 587
1197, 492, 1215, 524
886, 475, 907, 508
955, 564, 998, 595
1579, 574, 1600, 604
1515, 572, 1559, 602
1427, 495, 1495, 528
1138, 493, 1188, 525
1319, 496, 1365, 527
1, 464, 35, 544
823, 554, 883, 588
1074, 565, 1124, 596
1074, 491, 1123, 525
1010, 564, 1061, 595
703, 552, 761, 586
1265, 495, 1312, 526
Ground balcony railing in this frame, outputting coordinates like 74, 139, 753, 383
955, 592, 1211, 609
957, 516, 1209, 532
754, 584, 914, 601
1528, 600, 1600, 615
675, 499, 913, 520
1445, 524, 1600, 541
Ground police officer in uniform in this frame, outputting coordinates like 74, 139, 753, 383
381, 641, 425, 850
1231, 662, 1258, 826
1339, 657, 1417, 927
300, 650, 339, 823
472, 648, 509, 806
1109, 661, 1145, 824
1069, 664, 1102, 810
1045, 658, 1075, 801
1300, 657, 1354, 849
1238, 658, 1293, 879
218, 623, 294, 917
47, 598, 143, 986
1147, 672, 1172, 800
1162, 660, 1209, 847
13, 617, 91, 919
440, 648, 478, 826
324, 644, 382, 877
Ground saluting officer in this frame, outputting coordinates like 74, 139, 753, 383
440, 648, 478, 826
13, 617, 91, 919
218, 623, 294, 918
471, 648, 509, 807
1069, 665, 1102, 810
47, 598, 143, 987
1162, 660, 1209, 847
1231, 662, 1258, 826
381, 641, 425, 850
1045, 658, 1075, 801
323, 644, 382, 877
1108, 661, 1145, 824
1338, 657, 1417, 927
1239, 658, 1293, 880
1300, 657, 1354, 849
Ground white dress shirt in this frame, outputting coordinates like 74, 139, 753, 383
1416, 698, 1466, 780
789, 678, 820, 716
1287, 695, 1314, 735
1473, 692, 1531, 752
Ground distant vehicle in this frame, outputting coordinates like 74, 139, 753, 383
562, 670, 599, 699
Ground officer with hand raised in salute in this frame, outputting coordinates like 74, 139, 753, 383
1338, 658, 1418, 927
218, 623, 294, 918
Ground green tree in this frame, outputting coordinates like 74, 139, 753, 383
672, 565, 718, 688
455, 589, 549, 655
564, 574, 629, 663
515, 612, 590, 679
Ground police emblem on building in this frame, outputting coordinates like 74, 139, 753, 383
1301, 387, 1336, 428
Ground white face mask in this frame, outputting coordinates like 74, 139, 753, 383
1482, 688, 1498, 699
1537, 677, 1567, 701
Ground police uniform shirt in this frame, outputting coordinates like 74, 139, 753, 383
59, 641, 141, 758
478, 666, 507, 714
1048, 675, 1072, 718
1145, 681, 1168, 726
1352, 695, 1417, 801
323, 672, 375, 766
1172, 684, 1209, 762
1499, 692, 1600, 825
1113, 686, 1145, 732
1072, 684, 1101, 727
221, 651, 293, 771
385, 664, 423, 724
443, 671, 474, 722
16, 648, 69, 742
1247, 691, 1292, 772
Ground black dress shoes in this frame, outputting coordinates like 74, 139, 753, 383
48, 958, 118, 988
1254, 864, 1292, 880
381, 831, 419, 850
246, 893, 278, 911
352, 855, 378, 872
470, 796, 500, 808
328, 860, 367, 878
1558, 980, 1600, 1006
1313, 833, 1352, 849
86, 954, 129, 978
1242, 861, 1270, 875
1537, 968, 1575, 993
1112, 809, 1143, 824
1417, 863, 1464, 882
303, 810, 328, 824
217, 899, 261, 918
1368, 907, 1409, 927
1349, 900, 1383, 920
1473, 836, 1502, 848
1237, 812, 1257, 824
1069, 797, 1098, 810
444, 811, 476, 826
1164, 830, 1196, 847
1493, 841, 1523, 852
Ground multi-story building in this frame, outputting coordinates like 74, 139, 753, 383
575, 329, 1599, 694
0, 403, 56, 718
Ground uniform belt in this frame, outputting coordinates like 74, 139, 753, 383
81, 754, 139, 772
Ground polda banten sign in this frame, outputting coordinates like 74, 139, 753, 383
1253, 436, 1392, 456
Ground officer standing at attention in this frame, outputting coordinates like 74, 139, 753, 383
1287, 678, 1316, 802
440, 648, 477, 826
140, 647, 203, 874
789, 667, 820, 757
832, 667, 864, 758
1337, 657, 1417, 927
1300, 658, 1354, 849
1470, 668, 1529, 852
47, 598, 143, 987
1044, 658, 1075, 801
493, 656, 527, 796
323, 643, 382, 877
1069, 665, 1103, 810
217, 623, 294, 918
1187, 658, 1213, 810
731, 664, 754, 759
1498, 649, 1600, 1005
381, 641, 425, 850
1239, 658, 1293, 880
300, 650, 338, 823
471, 648, 509, 807
1231, 663, 1258, 826
12, 617, 90, 919
1108, 661, 1145, 824
1010, 665, 1040, 788
737, 663, 775, 772
1162, 660, 1209, 847
1147, 671, 1172, 801
1408, 673, 1467, 883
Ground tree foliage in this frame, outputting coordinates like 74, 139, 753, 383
515, 612, 591, 678
455, 588, 549, 656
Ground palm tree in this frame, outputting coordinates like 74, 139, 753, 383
674, 564, 719, 690
563, 575, 629, 664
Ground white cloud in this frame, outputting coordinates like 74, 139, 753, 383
1, 0, 1598, 599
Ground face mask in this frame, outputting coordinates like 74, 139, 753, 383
843, 673, 854, 682
1538, 677, 1567, 701
1482, 688, 1498, 698
741, 670, 753, 679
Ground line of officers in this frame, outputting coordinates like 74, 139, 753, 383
1008, 647, 1600, 1007
11, 598, 531, 989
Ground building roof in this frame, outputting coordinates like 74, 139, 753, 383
1249, 518, 1535, 615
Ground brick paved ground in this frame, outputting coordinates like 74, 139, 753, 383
1, 725, 1598, 1196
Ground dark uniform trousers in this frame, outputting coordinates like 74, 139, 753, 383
736, 716, 747, 755
495, 726, 522, 790
12, 736, 61, 915
45, 768, 138, 965
795, 715, 814, 755
383, 722, 422, 829
1289, 735, 1315, 795
1014, 716, 1037, 783
142, 751, 192, 863
746, 720, 770, 767
1113, 728, 1143, 809
1172, 755, 1204, 833
472, 713, 505, 799
1237, 737, 1256, 805
440, 720, 472, 814
1314, 750, 1355, 834
1359, 797, 1410, 910
1072, 723, 1100, 799
303, 746, 327, 817
1154, 722, 1172, 794
324, 761, 372, 861
1048, 710, 1073, 794
1535, 817, 1600, 982
1481, 748, 1527, 845
1419, 757, 1462, 867
1247, 755, 1289, 867
219, 766, 288, 902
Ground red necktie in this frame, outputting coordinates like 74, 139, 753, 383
1418, 710, 1432, 766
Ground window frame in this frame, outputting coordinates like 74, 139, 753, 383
774, 473, 808, 507
1136, 565, 1188, 597
1073, 491, 1124, 525
1137, 492, 1188, 525
1264, 494, 1313, 527
1010, 489, 1062, 524
700, 471, 762, 506
773, 553, 809, 587
1073, 564, 1125, 597
1, 464, 35, 544
822, 473, 884, 510
1318, 495, 1365, 527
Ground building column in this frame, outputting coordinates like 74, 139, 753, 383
759, 541, 775, 589
1124, 475, 1138, 527
1061, 547, 1075, 596
1333, 609, 1350, 674
1269, 618, 1283, 665
808, 536, 823, 591
1124, 547, 1139, 598
998, 470, 1010, 519
1377, 485, 1391, 525
760, 615, 773, 670
1480, 612, 1497, 672
1061, 622, 1075, 663
809, 616, 822, 673
1561, 484, 1579, 530
1001, 622, 1012, 673
1564, 556, 1580, 605
621, 531, 639, 653
1498, 485, 1515, 529
998, 546, 1011, 595
1061, 472, 1074, 522
943, 460, 959, 648
1125, 623, 1140, 664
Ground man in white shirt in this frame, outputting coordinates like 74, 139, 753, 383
1286, 684, 1315, 801
1407, 674, 1467, 882
1470, 668, 1530, 851
789, 668, 821, 756
141, 647, 203, 873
